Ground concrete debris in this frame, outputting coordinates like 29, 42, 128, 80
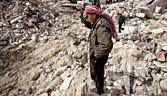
60, 76, 73, 90
151, 27, 164, 35
55, 66, 68, 76
155, 6, 162, 13
149, 0, 167, 12
161, 43, 167, 51
0, 0, 167, 96
31, 70, 42, 81
139, 7, 153, 19
155, 49, 166, 62
160, 79, 167, 92
146, 0, 155, 5
136, 13, 146, 18
144, 53, 156, 61
75, 83, 89, 96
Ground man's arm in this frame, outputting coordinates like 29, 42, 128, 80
94, 20, 113, 58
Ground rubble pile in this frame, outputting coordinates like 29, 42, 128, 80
105, 0, 167, 96
0, 0, 167, 96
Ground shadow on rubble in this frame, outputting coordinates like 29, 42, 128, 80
105, 71, 135, 96
88, 70, 135, 96
0, 44, 34, 76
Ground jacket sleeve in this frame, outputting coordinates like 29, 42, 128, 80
94, 21, 113, 59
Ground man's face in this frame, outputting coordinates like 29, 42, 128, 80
84, 12, 96, 24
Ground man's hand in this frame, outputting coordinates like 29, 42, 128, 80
91, 56, 97, 64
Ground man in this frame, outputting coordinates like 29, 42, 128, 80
106, 0, 113, 4
80, 0, 100, 29
91, 0, 100, 7
118, 13, 125, 33
83, 5, 117, 95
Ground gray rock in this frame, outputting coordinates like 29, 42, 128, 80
55, 66, 67, 76
160, 79, 167, 91
75, 83, 89, 96
136, 13, 146, 18
149, 0, 167, 12
74, 64, 81, 70
60, 70, 71, 80
1, 0, 167, 96
57, 58, 66, 67
163, 14, 167, 21
31, 34, 38, 43
161, 65, 167, 72
77, 66, 83, 71
155, 50, 166, 61
38, 93, 48, 96
45, 77, 63, 92
15, 21, 25, 29
51, 90, 59, 96
25, 87, 33, 95
153, 61, 162, 68
26, 2, 31, 6
140, 7, 153, 19
135, 69, 146, 78
27, 18, 37, 27
60, 76, 73, 90
163, 73, 167, 79
63, 55, 73, 64
10, 16, 24, 24
51, 89, 68, 96
161, 43, 167, 51
123, 26, 138, 34
151, 28, 164, 35
31, 70, 42, 81
8, 90, 18, 96
155, 6, 162, 13
135, 79, 143, 86
72, 50, 82, 59
153, 61, 167, 72
67, 86, 76, 96
113, 79, 124, 89
67, 45, 78, 55
131, 48, 141, 58
144, 53, 156, 61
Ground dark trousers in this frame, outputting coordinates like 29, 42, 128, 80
118, 22, 124, 33
90, 56, 108, 95
118, 15, 125, 33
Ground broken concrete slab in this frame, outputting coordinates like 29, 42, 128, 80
149, 0, 167, 12
140, 7, 153, 19
151, 27, 164, 35
60, 76, 73, 90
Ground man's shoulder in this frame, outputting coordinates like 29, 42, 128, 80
97, 17, 110, 27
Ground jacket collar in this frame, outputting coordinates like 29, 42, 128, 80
91, 17, 100, 30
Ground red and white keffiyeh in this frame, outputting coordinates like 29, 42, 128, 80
84, 5, 117, 39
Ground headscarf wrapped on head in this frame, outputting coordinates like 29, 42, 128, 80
84, 5, 117, 39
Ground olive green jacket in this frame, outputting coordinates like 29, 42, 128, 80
89, 17, 113, 59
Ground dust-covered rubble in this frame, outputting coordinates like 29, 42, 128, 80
0, 0, 167, 96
